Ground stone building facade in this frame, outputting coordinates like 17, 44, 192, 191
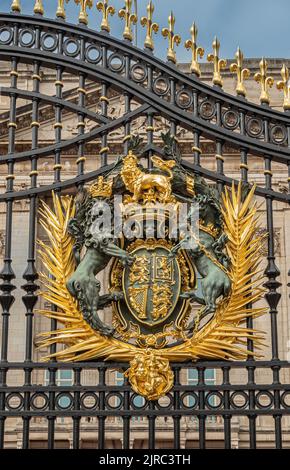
0, 58, 290, 448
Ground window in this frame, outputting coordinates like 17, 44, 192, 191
44, 369, 73, 409
115, 372, 145, 421
187, 368, 216, 409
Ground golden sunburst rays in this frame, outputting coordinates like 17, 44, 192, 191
159, 181, 267, 361
35, 192, 136, 362
36, 183, 267, 363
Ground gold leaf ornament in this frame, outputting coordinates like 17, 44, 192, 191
36, 183, 267, 399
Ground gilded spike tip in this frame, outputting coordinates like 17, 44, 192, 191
56, 0, 70, 20
97, 0, 115, 33
230, 47, 250, 97
184, 22, 204, 77
118, 0, 138, 42
277, 64, 290, 111
254, 58, 274, 105
34, 0, 44, 15
140, 1, 159, 51
74, 0, 93, 25
11, 0, 21, 12
162, 11, 181, 64
207, 36, 227, 87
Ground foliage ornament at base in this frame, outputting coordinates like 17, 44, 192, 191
36, 134, 267, 401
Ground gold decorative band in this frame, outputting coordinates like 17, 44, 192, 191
76, 157, 86, 164
146, 126, 155, 132
186, 175, 195, 196
55, 80, 64, 87
31, 121, 40, 128
32, 74, 41, 81
100, 96, 109, 103
123, 135, 132, 142
29, 170, 39, 177
77, 122, 85, 127
10, 71, 19, 77
100, 147, 109, 154
215, 154, 225, 162
240, 163, 248, 170
54, 122, 63, 129
191, 146, 201, 153
6, 174, 15, 180
77, 87, 87, 95
8, 122, 17, 128
54, 164, 62, 170
264, 170, 273, 176
287, 177, 290, 182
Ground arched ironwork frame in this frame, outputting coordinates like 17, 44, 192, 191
0, 8, 289, 451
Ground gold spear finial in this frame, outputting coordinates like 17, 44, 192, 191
140, 1, 159, 51
184, 22, 204, 77
254, 58, 274, 105
277, 63, 290, 111
118, 0, 138, 42
74, 0, 93, 25
56, 0, 70, 19
207, 36, 227, 87
230, 47, 250, 97
97, 0, 115, 33
34, 0, 44, 15
11, 0, 21, 12
162, 11, 181, 64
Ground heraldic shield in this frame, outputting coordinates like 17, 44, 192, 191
36, 133, 267, 401
123, 244, 181, 326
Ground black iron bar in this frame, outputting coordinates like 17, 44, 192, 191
21, 56, 41, 449
0, 52, 18, 448
222, 366, 231, 449
72, 368, 81, 449
123, 373, 130, 449
98, 367, 106, 449
173, 367, 181, 449
197, 367, 206, 449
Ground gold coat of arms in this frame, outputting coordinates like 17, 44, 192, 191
37, 133, 267, 400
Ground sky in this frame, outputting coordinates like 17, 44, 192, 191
0, 0, 289, 62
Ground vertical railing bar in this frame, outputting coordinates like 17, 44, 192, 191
72, 368, 81, 449
0, 47, 19, 448
100, 43, 109, 167
76, 69, 86, 181
239, 108, 257, 448
123, 372, 130, 449
21, 52, 42, 448
148, 401, 156, 450
263, 112, 282, 448
98, 367, 106, 449
222, 366, 231, 449
173, 366, 181, 449
198, 366, 206, 449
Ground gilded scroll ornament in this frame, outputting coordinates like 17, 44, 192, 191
230, 47, 250, 97
254, 57, 274, 105
96, 0, 115, 33
125, 352, 174, 401
118, 0, 137, 42
140, 1, 159, 51
162, 12, 181, 64
74, 0, 93, 25
207, 36, 227, 87
34, 0, 44, 15
11, 0, 21, 12
277, 64, 290, 110
184, 23, 204, 77
56, 0, 70, 20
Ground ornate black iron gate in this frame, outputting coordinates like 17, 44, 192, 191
0, 1, 290, 450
